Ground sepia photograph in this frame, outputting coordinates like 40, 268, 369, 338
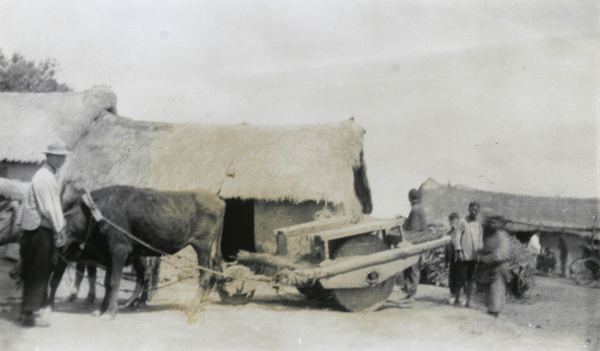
0, 1, 598, 350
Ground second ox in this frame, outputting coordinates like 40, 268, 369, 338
59, 185, 225, 320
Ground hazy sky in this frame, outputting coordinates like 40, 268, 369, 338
1, 0, 598, 216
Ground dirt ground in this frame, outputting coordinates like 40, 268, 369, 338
0, 259, 598, 351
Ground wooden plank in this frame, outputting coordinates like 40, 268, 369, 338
274, 237, 450, 287
273, 216, 359, 237
312, 218, 401, 242
319, 254, 419, 289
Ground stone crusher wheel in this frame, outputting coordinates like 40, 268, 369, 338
570, 257, 600, 287
331, 235, 395, 312
217, 265, 257, 305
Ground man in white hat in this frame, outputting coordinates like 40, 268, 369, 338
19, 139, 70, 327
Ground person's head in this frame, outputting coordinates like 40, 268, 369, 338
448, 212, 459, 228
44, 139, 69, 170
467, 201, 480, 219
483, 215, 505, 235
408, 189, 420, 203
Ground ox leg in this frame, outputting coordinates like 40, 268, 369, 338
92, 268, 111, 317
47, 258, 69, 310
68, 262, 86, 302
187, 245, 219, 321
101, 254, 127, 320
121, 256, 146, 308
85, 265, 97, 303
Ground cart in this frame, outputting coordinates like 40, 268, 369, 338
217, 216, 450, 312
569, 242, 600, 287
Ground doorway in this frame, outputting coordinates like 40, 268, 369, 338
221, 198, 255, 262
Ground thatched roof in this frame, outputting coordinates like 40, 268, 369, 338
419, 178, 600, 236
62, 114, 372, 214
0, 86, 117, 163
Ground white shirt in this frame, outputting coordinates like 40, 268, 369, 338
457, 219, 483, 261
20, 163, 65, 233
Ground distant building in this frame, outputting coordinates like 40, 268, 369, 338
417, 178, 599, 275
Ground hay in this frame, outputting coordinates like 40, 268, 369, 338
62, 115, 371, 214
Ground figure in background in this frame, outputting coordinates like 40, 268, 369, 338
19, 139, 70, 327
445, 212, 460, 305
400, 189, 427, 300
558, 233, 568, 277
527, 232, 541, 269
476, 215, 511, 318
454, 202, 483, 307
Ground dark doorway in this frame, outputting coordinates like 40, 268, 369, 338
221, 198, 255, 262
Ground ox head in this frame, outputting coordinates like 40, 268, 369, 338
61, 187, 94, 249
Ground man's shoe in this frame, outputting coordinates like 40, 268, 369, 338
21, 316, 50, 328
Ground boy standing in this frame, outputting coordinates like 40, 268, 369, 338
454, 202, 483, 307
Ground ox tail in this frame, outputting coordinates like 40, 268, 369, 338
211, 205, 226, 272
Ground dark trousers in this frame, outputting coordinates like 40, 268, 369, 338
445, 244, 456, 295
20, 227, 54, 315
478, 274, 506, 313
455, 260, 477, 298
448, 261, 457, 295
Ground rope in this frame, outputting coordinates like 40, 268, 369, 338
77, 195, 272, 288
82, 195, 226, 277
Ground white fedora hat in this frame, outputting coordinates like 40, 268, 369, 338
44, 139, 70, 156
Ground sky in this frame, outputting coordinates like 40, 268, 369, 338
1, 0, 598, 217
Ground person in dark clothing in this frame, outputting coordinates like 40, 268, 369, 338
401, 189, 427, 300
19, 140, 70, 327
558, 233, 568, 277
476, 215, 510, 317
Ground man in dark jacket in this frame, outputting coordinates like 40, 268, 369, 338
401, 189, 426, 300
476, 215, 510, 317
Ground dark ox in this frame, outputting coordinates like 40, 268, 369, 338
60, 185, 225, 320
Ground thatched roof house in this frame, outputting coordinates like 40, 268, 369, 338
0, 86, 117, 180
418, 178, 599, 236
418, 178, 600, 274
62, 114, 372, 257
